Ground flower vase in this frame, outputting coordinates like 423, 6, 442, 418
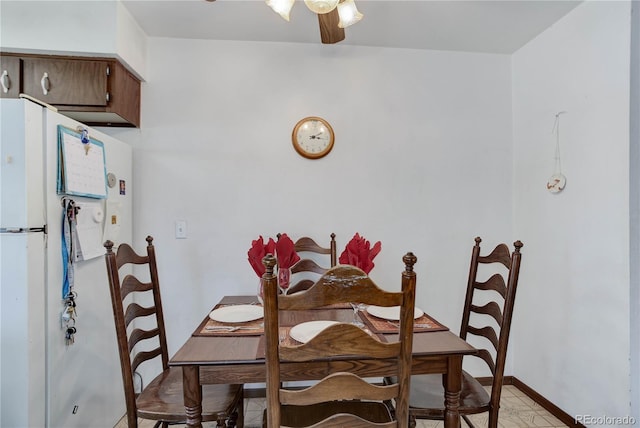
278, 267, 291, 295
257, 278, 264, 305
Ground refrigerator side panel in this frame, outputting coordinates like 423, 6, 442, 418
0, 99, 47, 428
44, 110, 130, 427
0, 99, 45, 228
0, 99, 26, 227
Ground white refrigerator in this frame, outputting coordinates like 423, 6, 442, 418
1, 98, 132, 427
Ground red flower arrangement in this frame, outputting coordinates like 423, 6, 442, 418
338, 233, 382, 274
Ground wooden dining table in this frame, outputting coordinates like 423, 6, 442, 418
169, 295, 477, 428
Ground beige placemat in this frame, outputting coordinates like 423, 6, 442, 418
192, 304, 264, 337
360, 310, 448, 334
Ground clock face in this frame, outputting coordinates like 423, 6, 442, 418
292, 117, 335, 159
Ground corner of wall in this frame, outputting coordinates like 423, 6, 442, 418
115, 2, 148, 81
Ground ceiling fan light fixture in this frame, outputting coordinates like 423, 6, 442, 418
304, 0, 339, 14
266, 0, 295, 21
337, 0, 363, 28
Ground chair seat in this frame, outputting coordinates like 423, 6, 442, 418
137, 366, 243, 423
263, 401, 393, 427
408, 371, 490, 417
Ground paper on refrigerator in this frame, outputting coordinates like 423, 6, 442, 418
75, 200, 105, 260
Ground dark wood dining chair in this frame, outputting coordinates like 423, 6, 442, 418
277, 233, 337, 294
104, 236, 244, 428
405, 237, 523, 428
262, 251, 417, 428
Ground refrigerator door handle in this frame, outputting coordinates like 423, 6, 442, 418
0, 225, 47, 234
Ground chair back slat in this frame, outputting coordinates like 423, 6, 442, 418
470, 301, 503, 327
466, 325, 499, 353
476, 349, 496, 374
477, 243, 512, 268
121, 275, 153, 299
279, 267, 402, 310
124, 303, 157, 328
280, 323, 400, 361
263, 251, 417, 428
287, 279, 315, 294
281, 372, 399, 405
294, 236, 334, 255
131, 347, 163, 373
474, 273, 507, 298
291, 258, 327, 275
115, 243, 149, 268
128, 327, 161, 352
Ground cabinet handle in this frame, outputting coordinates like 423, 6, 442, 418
41, 72, 50, 95
1, 70, 9, 93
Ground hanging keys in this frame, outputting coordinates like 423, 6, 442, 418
66, 291, 78, 315
62, 294, 77, 324
62, 291, 78, 345
61, 304, 75, 325
65, 326, 76, 345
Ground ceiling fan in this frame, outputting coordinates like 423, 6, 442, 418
205, 0, 362, 45
316, 7, 345, 44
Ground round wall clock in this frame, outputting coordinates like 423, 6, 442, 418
292, 116, 335, 159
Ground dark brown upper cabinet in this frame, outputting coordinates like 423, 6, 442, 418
22, 57, 109, 106
0, 53, 141, 128
0, 55, 21, 99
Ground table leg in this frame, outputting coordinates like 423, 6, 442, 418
183, 365, 203, 428
443, 355, 463, 428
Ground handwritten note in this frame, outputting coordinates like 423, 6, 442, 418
57, 126, 108, 199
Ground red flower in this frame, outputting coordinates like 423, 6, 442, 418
247, 235, 276, 277
338, 233, 382, 274
275, 233, 300, 270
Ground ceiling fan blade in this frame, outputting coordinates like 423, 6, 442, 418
318, 8, 345, 44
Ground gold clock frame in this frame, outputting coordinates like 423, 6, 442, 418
292, 116, 335, 159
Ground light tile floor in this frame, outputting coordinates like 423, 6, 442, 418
116, 385, 568, 428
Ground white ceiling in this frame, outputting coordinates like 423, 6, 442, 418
122, 0, 582, 54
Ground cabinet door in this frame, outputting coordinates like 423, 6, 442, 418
22, 58, 108, 106
0, 55, 20, 98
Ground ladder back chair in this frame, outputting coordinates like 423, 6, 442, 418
262, 251, 417, 428
406, 237, 523, 428
104, 236, 244, 428
277, 233, 337, 294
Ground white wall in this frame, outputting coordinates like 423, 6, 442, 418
512, 0, 632, 422
110, 38, 514, 360
0, 0, 147, 79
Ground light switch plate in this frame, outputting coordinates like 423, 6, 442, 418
175, 220, 187, 239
